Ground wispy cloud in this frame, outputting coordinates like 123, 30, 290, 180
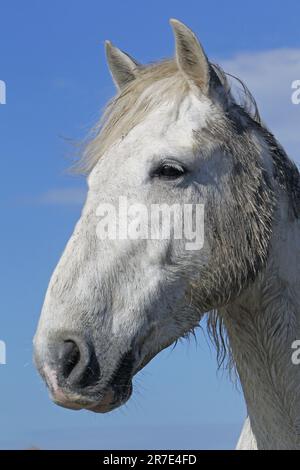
38, 187, 87, 205
220, 48, 300, 162
0, 423, 241, 450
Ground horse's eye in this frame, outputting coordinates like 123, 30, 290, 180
153, 163, 186, 180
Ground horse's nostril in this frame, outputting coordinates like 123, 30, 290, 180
52, 336, 101, 390
59, 340, 81, 379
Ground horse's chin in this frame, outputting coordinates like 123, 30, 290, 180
87, 384, 132, 413
87, 382, 133, 413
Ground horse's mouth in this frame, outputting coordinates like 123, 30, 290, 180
49, 350, 135, 413
87, 381, 133, 413
51, 380, 133, 413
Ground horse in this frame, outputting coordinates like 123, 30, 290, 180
34, 19, 300, 449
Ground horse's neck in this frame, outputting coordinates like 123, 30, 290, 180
221, 210, 300, 449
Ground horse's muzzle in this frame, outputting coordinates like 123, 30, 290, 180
34, 333, 135, 413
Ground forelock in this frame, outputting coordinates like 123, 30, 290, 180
77, 60, 190, 174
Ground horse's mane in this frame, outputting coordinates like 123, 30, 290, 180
76, 58, 263, 175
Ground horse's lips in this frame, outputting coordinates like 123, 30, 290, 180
85, 389, 115, 413
88, 381, 133, 413
49, 381, 133, 413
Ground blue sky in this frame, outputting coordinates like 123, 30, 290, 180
0, 0, 299, 450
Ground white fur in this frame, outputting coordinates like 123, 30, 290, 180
34, 19, 300, 449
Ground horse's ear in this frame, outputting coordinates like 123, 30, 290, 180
105, 41, 139, 91
170, 19, 210, 94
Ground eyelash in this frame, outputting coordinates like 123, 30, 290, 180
152, 162, 187, 180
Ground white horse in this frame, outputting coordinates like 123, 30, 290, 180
34, 19, 300, 449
